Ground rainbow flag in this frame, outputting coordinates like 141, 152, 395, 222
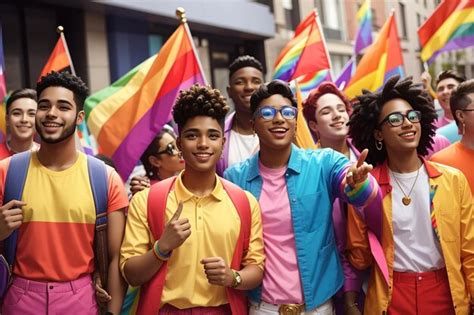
294, 82, 317, 149
273, 10, 331, 82
418, 0, 474, 64
354, 0, 373, 54
344, 13, 404, 99
38, 32, 73, 81
85, 23, 206, 180
0, 23, 7, 143
296, 69, 332, 95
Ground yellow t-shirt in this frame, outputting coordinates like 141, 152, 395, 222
120, 173, 264, 308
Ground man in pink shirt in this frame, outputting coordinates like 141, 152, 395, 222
434, 70, 466, 129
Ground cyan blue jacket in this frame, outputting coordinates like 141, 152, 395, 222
224, 144, 377, 310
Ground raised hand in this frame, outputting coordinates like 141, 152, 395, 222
346, 149, 373, 188
0, 200, 26, 240
158, 202, 191, 253
200, 257, 233, 287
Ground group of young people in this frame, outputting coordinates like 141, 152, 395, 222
0, 54, 471, 315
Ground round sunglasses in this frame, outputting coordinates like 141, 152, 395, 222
378, 110, 421, 128
157, 142, 179, 156
253, 105, 297, 121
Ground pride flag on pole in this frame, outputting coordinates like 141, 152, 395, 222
354, 0, 373, 54
85, 22, 206, 180
273, 9, 331, 82
38, 28, 74, 81
344, 12, 404, 99
418, 0, 474, 64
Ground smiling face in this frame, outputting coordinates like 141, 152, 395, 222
436, 77, 460, 111
153, 132, 185, 175
252, 94, 296, 151
6, 97, 37, 142
227, 67, 264, 114
374, 98, 421, 156
35, 86, 84, 144
177, 116, 225, 175
308, 93, 349, 142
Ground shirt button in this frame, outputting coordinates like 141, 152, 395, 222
49, 285, 54, 289
198, 205, 201, 208
285, 173, 289, 177
418, 276, 422, 280
292, 199, 296, 202
198, 216, 202, 220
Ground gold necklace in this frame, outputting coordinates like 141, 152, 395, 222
390, 167, 420, 206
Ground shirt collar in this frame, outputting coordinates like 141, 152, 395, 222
174, 171, 224, 202
376, 156, 443, 185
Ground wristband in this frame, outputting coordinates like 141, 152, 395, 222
153, 240, 171, 261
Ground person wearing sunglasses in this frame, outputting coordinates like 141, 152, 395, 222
225, 80, 378, 315
347, 76, 473, 315
432, 79, 474, 193
302, 82, 364, 315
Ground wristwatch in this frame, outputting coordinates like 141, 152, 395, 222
231, 270, 242, 288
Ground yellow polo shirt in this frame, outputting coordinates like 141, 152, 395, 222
120, 173, 264, 309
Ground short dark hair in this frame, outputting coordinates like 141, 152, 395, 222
435, 70, 466, 87
172, 84, 229, 133
250, 79, 297, 115
140, 128, 175, 179
348, 76, 437, 166
228, 55, 264, 80
450, 79, 474, 127
36, 71, 89, 111
302, 82, 352, 138
5, 88, 37, 114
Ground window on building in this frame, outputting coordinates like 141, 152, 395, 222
399, 2, 408, 39
317, 0, 343, 40
282, 0, 300, 31
416, 13, 422, 28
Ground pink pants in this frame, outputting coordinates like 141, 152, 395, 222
159, 304, 232, 314
2, 274, 98, 315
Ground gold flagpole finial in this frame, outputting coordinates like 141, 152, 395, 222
176, 7, 187, 24
56, 25, 64, 34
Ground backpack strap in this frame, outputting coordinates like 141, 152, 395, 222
220, 178, 251, 315
87, 155, 109, 288
3, 151, 31, 265
137, 176, 176, 315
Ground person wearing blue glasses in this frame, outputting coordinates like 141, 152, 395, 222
224, 80, 379, 315
347, 76, 473, 315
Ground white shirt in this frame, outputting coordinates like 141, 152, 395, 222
390, 165, 445, 272
228, 129, 259, 167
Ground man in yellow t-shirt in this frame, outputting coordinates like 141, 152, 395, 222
120, 84, 264, 314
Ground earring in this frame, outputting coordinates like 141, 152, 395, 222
178, 151, 183, 159
462, 123, 466, 136
375, 140, 383, 151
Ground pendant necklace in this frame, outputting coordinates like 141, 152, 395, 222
390, 166, 420, 206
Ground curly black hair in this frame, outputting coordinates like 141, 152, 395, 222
228, 55, 264, 80
172, 84, 230, 133
250, 79, 297, 115
36, 71, 89, 111
348, 76, 437, 166
6, 88, 37, 113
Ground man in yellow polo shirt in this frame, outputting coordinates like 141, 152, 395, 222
120, 84, 264, 314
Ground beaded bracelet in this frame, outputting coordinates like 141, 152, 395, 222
153, 240, 171, 261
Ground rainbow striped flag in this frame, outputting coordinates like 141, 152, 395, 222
344, 13, 404, 99
418, 0, 474, 64
85, 23, 206, 180
296, 69, 332, 95
273, 10, 331, 83
354, 0, 373, 54
0, 23, 7, 143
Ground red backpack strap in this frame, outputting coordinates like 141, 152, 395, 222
220, 178, 251, 315
137, 176, 176, 315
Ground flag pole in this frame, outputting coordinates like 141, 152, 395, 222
176, 7, 208, 85
57, 26, 76, 76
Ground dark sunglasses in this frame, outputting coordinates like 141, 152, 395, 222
378, 110, 421, 128
253, 105, 297, 121
157, 142, 179, 156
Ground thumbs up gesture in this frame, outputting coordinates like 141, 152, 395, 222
157, 202, 191, 253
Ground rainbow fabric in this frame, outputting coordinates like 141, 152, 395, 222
85, 24, 205, 180
334, 57, 355, 90
294, 82, 317, 149
0, 23, 7, 143
354, 0, 373, 54
344, 13, 404, 99
38, 35, 70, 81
273, 10, 331, 82
296, 69, 332, 94
418, 0, 474, 64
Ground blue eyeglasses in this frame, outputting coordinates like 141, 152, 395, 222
378, 110, 421, 127
253, 105, 297, 121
